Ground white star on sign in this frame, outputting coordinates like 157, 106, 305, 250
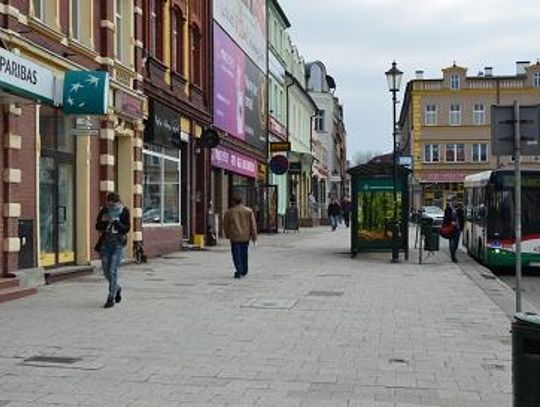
86, 75, 100, 87
70, 82, 83, 93
78, 102, 85, 107
67, 97, 74, 106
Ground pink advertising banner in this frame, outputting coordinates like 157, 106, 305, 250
211, 146, 257, 179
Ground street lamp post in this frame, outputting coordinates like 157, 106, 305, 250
385, 61, 403, 263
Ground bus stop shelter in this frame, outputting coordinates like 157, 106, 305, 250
348, 162, 410, 258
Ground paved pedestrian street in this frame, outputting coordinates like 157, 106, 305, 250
0, 227, 511, 407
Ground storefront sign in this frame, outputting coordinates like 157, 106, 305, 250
213, 23, 267, 151
269, 115, 287, 140
214, 0, 267, 71
0, 47, 55, 104
211, 146, 257, 179
419, 171, 468, 183
71, 116, 100, 136
146, 101, 183, 147
115, 90, 144, 120
270, 141, 291, 153
63, 70, 109, 115
289, 162, 302, 174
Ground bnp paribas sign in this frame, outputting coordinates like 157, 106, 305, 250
0, 47, 55, 104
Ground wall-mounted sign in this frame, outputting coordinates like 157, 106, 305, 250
288, 162, 302, 174
269, 115, 287, 140
115, 90, 144, 120
269, 155, 289, 175
211, 146, 257, 179
63, 70, 109, 115
71, 115, 100, 136
0, 47, 55, 104
270, 142, 291, 153
213, 23, 267, 151
214, 0, 267, 71
145, 100, 183, 148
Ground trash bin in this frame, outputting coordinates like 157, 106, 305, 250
513, 312, 540, 407
421, 218, 439, 251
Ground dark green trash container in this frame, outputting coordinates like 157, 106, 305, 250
421, 218, 439, 251
513, 312, 540, 407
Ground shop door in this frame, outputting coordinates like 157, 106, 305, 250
39, 156, 75, 267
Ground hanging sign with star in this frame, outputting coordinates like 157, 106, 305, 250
63, 70, 109, 115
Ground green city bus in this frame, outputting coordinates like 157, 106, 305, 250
463, 169, 540, 268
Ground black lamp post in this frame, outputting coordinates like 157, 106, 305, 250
385, 61, 403, 263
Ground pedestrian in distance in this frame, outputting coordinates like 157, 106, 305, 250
95, 192, 130, 308
443, 199, 463, 263
223, 195, 257, 279
341, 195, 352, 228
327, 198, 341, 231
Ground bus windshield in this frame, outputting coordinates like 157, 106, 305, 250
488, 187, 540, 238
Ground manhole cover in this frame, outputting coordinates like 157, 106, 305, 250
208, 283, 230, 286
173, 283, 195, 287
482, 363, 505, 371
317, 274, 351, 278
24, 356, 81, 364
307, 291, 344, 297
242, 298, 298, 310
74, 277, 103, 283
145, 278, 165, 282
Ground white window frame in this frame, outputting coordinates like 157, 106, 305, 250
473, 103, 485, 125
449, 104, 461, 126
314, 110, 325, 132
150, 0, 157, 57
450, 74, 460, 90
471, 143, 488, 162
534, 72, 540, 88
425, 104, 437, 126
445, 143, 465, 163
424, 144, 440, 163
115, 0, 123, 61
70, 0, 80, 40
33, 0, 44, 20
143, 146, 182, 226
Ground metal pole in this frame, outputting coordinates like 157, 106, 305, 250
514, 101, 522, 313
391, 81, 400, 262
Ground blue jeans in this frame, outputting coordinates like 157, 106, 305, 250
231, 241, 249, 276
101, 244, 123, 299
330, 215, 338, 230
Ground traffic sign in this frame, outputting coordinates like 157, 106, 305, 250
269, 155, 289, 175
491, 105, 540, 156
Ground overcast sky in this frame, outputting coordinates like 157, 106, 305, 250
279, 0, 540, 159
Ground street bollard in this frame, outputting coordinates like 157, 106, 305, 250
512, 312, 540, 406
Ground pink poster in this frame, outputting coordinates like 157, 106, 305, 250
211, 146, 257, 179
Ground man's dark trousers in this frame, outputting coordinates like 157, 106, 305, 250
231, 241, 249, 276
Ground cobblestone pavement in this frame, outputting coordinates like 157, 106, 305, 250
0, 226, 511, 407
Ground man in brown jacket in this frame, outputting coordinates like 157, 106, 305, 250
223, 195, 257, 279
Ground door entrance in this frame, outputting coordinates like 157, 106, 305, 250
38, 106, 75, 268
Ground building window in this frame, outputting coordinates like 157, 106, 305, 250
149, 0, 163, 60
191, 26, 202, 86
115, 0, 123, 61
424, 144, 440, 162
71, 0, 80, 40
446, 143, 465, 162
534, 72, 540, 88
425, 104, 437, 126
33, 0, 43, 19
473, 103, 485, 125
143, 145, 181, 225
472, 143, 488, 162
171, 8, 184, 75
449, 104, 461, 125
314, 110, 325, 131
450, 74, 460, 90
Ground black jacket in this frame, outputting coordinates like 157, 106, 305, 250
96, 206, 131, 245
328, 202, 341, 217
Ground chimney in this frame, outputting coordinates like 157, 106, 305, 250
484, 67, 493, 77
415, 70, 424, 80
516, 61, 530, 75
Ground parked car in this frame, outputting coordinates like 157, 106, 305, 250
420, 206, 444, 225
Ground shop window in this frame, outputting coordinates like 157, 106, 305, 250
143, 145, 180, 225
